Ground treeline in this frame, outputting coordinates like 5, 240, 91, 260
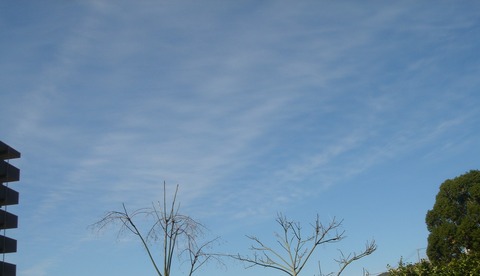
387, 170, 480, 275
388, 253, 480, 275
92, 169, 480, 275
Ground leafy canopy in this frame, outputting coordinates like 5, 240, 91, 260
387, 252, 480, 275
425, 170, 480, 264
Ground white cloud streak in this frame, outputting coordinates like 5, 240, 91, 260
2, 1, 480, 274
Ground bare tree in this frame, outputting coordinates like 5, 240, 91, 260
231, 213, 376, 276
92, 183, 220, 276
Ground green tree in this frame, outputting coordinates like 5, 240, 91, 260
387, 252, 480, 275
425, 170, 480, 265
387, 258, 434, 275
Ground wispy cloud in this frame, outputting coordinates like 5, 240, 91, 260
3, 1, 480, 275
20, 258, 55, 276
35, 0, 476, 219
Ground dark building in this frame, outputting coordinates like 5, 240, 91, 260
0, 141, 20, 276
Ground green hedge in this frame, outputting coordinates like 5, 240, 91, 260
387, 253, 480, 275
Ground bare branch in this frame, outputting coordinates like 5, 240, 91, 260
91, 182, 220, 276
231, 213, 375, 276
229, 252, 293, 275
335, 240, 377, 276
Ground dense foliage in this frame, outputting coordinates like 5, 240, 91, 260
425, 170, 480, 265
388, 170, 480, 275
387, 253, 480, 275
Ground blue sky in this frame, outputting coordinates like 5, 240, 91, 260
1, 1, 480, 275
